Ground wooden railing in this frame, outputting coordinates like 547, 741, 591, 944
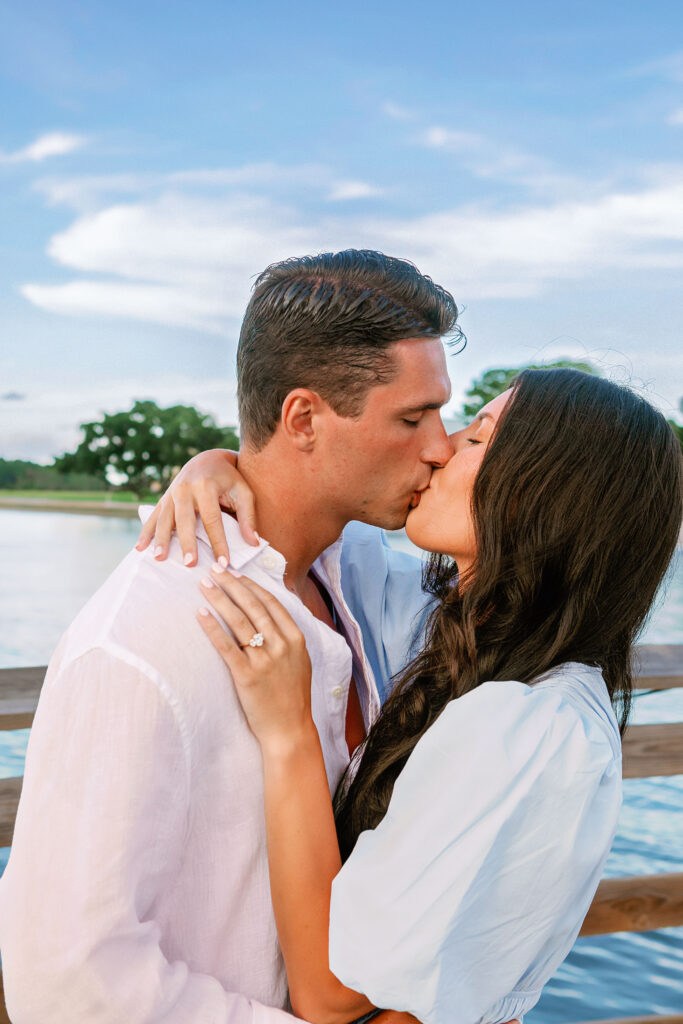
0, 646, 682, 1024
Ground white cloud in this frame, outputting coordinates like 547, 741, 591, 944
35, 162, 335, 212
382, 101, 416, 121
414, 123, 567, 191
21, 191, 326, 330
21, 279, 232, 334
632, 50, 683, 83
19, 162, 683, 334
35, 173, 154, 210
167, 162, 329, 190
327, 180, 384, 201
668, 108, 683, 125
0, 132, 86, 165
419, 126, 483, 151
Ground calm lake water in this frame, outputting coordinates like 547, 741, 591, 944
1, 508, 681, 1020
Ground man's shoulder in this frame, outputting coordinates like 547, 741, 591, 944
57, 538, 225, 700
67, 540, 205, 630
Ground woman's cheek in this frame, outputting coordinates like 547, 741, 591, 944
436, 460, 479, 558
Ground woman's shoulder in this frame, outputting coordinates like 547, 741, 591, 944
423, 664, 621, 781
532, 661, 623, 752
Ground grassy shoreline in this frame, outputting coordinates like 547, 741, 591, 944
0, 491, 147, 518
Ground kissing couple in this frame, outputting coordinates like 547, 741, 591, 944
1, 250, 681, 1024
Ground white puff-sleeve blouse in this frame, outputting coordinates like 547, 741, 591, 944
328, 663, 622, 1024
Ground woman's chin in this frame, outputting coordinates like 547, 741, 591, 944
405, 512, 438, 553
406, 512, 462, 560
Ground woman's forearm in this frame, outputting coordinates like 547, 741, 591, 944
261, 722, 375, 1024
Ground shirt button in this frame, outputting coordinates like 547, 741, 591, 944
331, 686, 344, 699
262, 552, 280, 571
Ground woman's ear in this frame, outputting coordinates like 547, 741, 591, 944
280, 389, 326, 451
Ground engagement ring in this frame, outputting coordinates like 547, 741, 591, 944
242, 632, 264, 649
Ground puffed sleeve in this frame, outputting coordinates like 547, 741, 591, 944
328, 679, 621, 1024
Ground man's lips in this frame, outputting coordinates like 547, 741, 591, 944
409, 485, 430, 509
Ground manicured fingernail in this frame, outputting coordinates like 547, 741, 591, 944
184, 552, 194, 566
154, 545, 164, 558
218, 555, 229, 568
228, 567, 242, 578
201, 576, 214, 588
198, 607, 210, 617
212, 561, 226, 574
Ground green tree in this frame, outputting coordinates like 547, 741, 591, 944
668, 397, 683, 454
55, 400, 239, 495
0, 458, 103, 491
462, 359, 598, 419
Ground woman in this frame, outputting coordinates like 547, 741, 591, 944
139, 369, 682, 1024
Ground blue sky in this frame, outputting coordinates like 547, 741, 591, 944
2, 0, 683, 461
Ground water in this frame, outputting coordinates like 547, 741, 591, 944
1, 509, 682, 1020
0, 510, 141, 669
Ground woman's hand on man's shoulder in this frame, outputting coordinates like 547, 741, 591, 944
136, 448, 259, 565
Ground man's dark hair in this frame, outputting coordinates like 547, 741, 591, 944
236, 249, 460, 449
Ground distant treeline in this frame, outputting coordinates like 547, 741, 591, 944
0, 458, 106, 492
2, 368, 680, 495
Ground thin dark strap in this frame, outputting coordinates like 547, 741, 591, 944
311, 572, 336, 619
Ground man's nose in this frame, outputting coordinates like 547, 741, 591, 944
423, 425, 454, 467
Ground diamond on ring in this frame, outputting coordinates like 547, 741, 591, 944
247, 632, 264, 648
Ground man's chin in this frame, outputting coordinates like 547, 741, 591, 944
361, 506, 410, 533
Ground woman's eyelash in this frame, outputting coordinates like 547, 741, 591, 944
467, 438, 482, 445
402, 419, 420, 427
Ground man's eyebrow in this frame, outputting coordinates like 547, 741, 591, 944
397, 398, 452, 414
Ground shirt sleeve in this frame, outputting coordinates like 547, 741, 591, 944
0, 648, 304, 1024
340, 522, 432, 703
328, 679, 621, 1024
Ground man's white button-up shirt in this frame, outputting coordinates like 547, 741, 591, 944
0, 510, 380, 1023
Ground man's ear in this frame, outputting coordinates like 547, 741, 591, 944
280, 389, 327, 451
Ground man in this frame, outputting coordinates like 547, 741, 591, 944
0, 250, 456, 1022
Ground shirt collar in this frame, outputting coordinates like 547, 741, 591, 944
312, 533, 345, 591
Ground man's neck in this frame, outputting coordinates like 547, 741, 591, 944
237, 446, 347, 593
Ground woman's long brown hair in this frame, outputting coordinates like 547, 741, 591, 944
334, 368, 683, 861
